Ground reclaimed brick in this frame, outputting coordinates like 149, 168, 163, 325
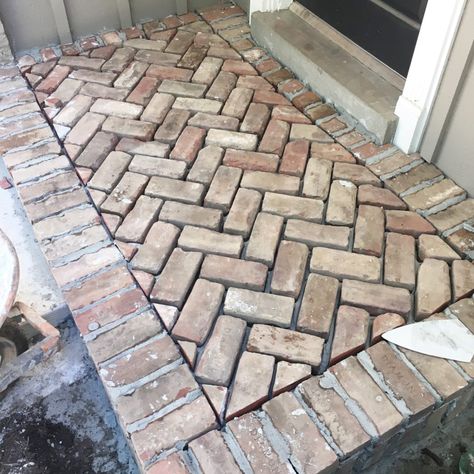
224, 188, 262, 237
145, 176, 204, 204
353, 205, 385, 256
206, 129, 257, 151
416, 259, 451, 319
131, 221, 180, 274
170, 126, 207, 163
178, 45, 207, 70
155, 109, 190, 144
158, 79, 206, 97
114, 60, 149, 89
70, 68, 117, 85
53, 94, 93, 127
253, 89, 291, 106
81, 82, 128, 101
154, 303, 180, 331
208, 46, 241, 60
384, 232, 416, 290
187, 145, 224, 184
150, 247, 203, 308
258, 119, 289, 155
427, 199, 474, 232
206, 71, 237, 101
386, 210, 436, 237
302, 158, 332, 199
418, 234, 460, 262
195, 315, 246, 384
368, 151, 421, 177
311, 142, 355, 163
129, 155, 186, 179
11, 155, 70, 184
141, 92, 175, 123
280, 140, 309, 177
222, 149, 279, 172
90, 98, 143, 119
452, 260, 474, 301
17, 171, 78, 204
101, 172, 149, 216
204, 165, 242, 211
226, 352, 275, 420
88, 151, 132, 192
273, 361, 311, 395
75, 132, 120, 169
292, 90, 321, 110
164, 30, 195, 55
297, 273, 339, 338
272, 105, 311, 124
178, 226, 243, 257
290, 123, 332, 143
36, 65, 71, 94
262, 192, 323, 222
245, 212, 283, 267
160, 201, 222, 230
326, 180, 357, 226
240, 102, 270, 136
222, 87, 253, 119
285, 219, 351, 250
447, 228, 474, 258
135, 50, 181, 67
200, 254, 267, 291
192, 57, 223, 85
371, 313, 405, 344
384, 163, 443, 195
147, 65, 193, 82
341, 279, 411, 316
330, 357, 403, 439
47, 78, 83, 104
358, 184, 406, 210
241, 170, 300, 195
352, 142, 395, 163
65, 112, 106, 146
127, 76, 160, 105
333, 162, 380, 186
102, 116, 156, 140
188, 112, 239, 131
172, 279, 225, 344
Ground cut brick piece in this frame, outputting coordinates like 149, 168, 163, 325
115, 195, 162, 243
224, 287, 294, 327
330, 356, 403, 439
371, 313, 405, 344
36, 65, 70, 94
298, 273, 339, 338
311, 142, 355, 163
330, 306, 369, 364
358, 184, 407, 210
179, 341, 197, 368
222, 87, 253, 119
302, 158, 332, 199
452, 260, 474, 301
150, 248, 203, 308
154, 304, 179, 332
172, 279, 225, 345
418, 234, 460, 262
226, 412, 292, 470
386, 210, 436, 237
284, 219, 350, 250
146, 176, 204, 205
101, 172, 149, 216
102, 116, 155, 140
131, 221, 180, 274
363, 343, 436, 421
258, 119, 290, 156
427, 199, 474, 233
273, 361, 311, 395
384, 232, 416, 290
195, 315, 246, 385
187, 145, 224, 185
223, 149, 279, 173
248, 324, 324, 367
202, 385, 227, 419
326, 180, 357, 226
226, 352, 275, 420
341, 279, 411, 316
142, 92, 175, 123
160, 201, 222, 230
298, 376, 371, 457
416, 259, 452, 320
224, 188, 262, 238
188, 431, 241, 474
155, 109, 190, 144
101, 335, 180, 388
273, 105, 312, 124
170, 126, 207, 164
131, 395, 217, 464
263, 392, 338, 472
245, 212, 284, 267
204, 165, 242, 211
333, 162, 380, 186
178, 226, 243, 258
385, 162, 443, 195
241, 170, 300, 195
262, 192, 323, 223
271, 241, 308, 298
201, 254, 267, 291
117, 363, 198, 425
311, 247, 381, 283
280, 139, 309, 177
353, 205, 385, 256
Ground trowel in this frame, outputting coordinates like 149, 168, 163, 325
382, 319, 474, 363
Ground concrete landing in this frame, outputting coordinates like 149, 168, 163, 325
251, 9, 400, 143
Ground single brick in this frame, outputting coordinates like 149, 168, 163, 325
262, 192, 323, 223
147, 65, 193, 81
129, 155, 187, 179
427, 199, 474, 233
173, 97, 222, 114
280, 139, 309, 177
358, 184, 406, 210
204, 165, 242, 211
452, 260, 474, 301
206, 71, 237, 101
273, 361, 311, 395
418, 234, 460, 262
384, 163, 443, 195
326, 180, 357, 226
371, 313, 405, 344
141, 92, 175, 123
160, 201, 222, 230
127, 76, 160, 105
297, 273, 339, 338
188, 112, 239, 131
258, 119, 290, 156
222, 87, 253, 119
367, 151, 421, 177
205, 129, 257, 151
333, 162, 380, 186
222, 149, 279, 173
88, 151, 132, 192
195, 315, 246, 384
285, 219, 350, 250
223, 188, 262, 238
158, 79, 207, 98
102, 116, 155, 140
172, 279, 225, 345
384, 232, 416, 290
241, 170, 300, 195
75, 131, 120, 170
192, 57, 223, 85
248, 324, 324, 367
290, 123, 332, 143
116, 137, 169, 157
386, 210, 436, 237
150, 247, 203, 308
187, 145, 224, 184
170, 126, 207, 164
114, 60, 149, 89
54, 94, 93, 127
65, 112, 106, 146
81, 82, 129, 101
90, 98, 143, 119
155, 109, 191, 144
353, 205, 385, 256
135, 50, 181, 67
240, 102, 270, 136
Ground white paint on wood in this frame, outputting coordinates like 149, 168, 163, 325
248, 0, 293, 22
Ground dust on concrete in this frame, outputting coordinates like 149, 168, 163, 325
0, 319, 138, 474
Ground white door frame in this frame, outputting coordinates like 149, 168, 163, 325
393, 0, 467, 153
248, 0, 293, 22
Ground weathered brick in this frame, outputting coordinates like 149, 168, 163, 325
447, 228, 474, 258
131, 221, 180, 274
206, 71, 237, 101
115, 195, 162, 243
280, 139, 309, 177
341, 279, 411, 316
298, 273, 339, 338
65, 112, 106, 146
204, 165, 242, 211
81, 82, 128, 101
358, 184, 406, 210
141, 92, 175, 123
416, 258, 451, 319
371, 313, 405, 343
353, 205, 385, 256
367, 151, 421, 177
245, 212, 283, 267
147, 65, 193, 81
427, 199, 474, 232
155, 109, 190, 144
165, 30, 195, 54
127, 76, 160, 105
187, 145, 224, 184
311, 142, 355, 163
352, 142, 394, 163
272, 105, 311, 124
386, 210, 436, 237
101, 172, 149, 216
145, 176, 204, 204
333, 162, 380, 186
192, 57, 223, 85
36, 65, 70, 94
222, 149, 279, 172
70, 69, 117, 86
222, 87, 253, 119
284, 219, 350, 250
90, 98, 143, 119
254, 89, 291, 106
54, 94, 93, 127
262, 192, 323, 222
172, 278, 225, 344
273, 361, 311, 395
206, 129, 257, 151
102, 116, 156, 140
188, 112, 239, 131
385, 162, 443, 195
271, 240, 308, 298
200, 254, 267, 291
263, 393, 338, 472
129, 155, 186, 179
88, 151, 131, 192
240, 102, 270, 136
160, 201, 222, 230
384, 232, 416, 290
170, 126, 207, 163
330, 357, 403, 439
418, 234, 460, 262
158, 79, 206, 98
113, 60, 149, 90
135, 50, 181, 67
150, 247, 203, 308
11, 155, 70, 184
223, 188, 262, 237
131, 395, 217, 463
299, 376, 371, 457
178, 45, 207, 70
258, 119, 289, 156
241, 170, 300, 195
17, 171, 78, 204
326, 180, 357, 226
452, 260, 474, 301
226, 352, 275, 420
195, 315, 246, 384
47, 78, 83, 104
290, 123, 332, 143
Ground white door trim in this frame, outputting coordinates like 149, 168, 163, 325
393, 0, 467, 153
248, 0, 293, 22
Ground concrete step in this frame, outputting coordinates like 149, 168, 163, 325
251, 9, 401, 144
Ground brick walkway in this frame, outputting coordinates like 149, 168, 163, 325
1, 3, 473, 473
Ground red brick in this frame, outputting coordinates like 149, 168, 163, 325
258, 119, 290, 156
371, 313, 405, 344
170, 126, 206, 164
386, 210, 436, 237
36, 65, 70, 94
358, 184, 407, 210
279, 139, 309, 177
223, 148, 278, 172
253, 89, 291, 106
292, 90, 321, 111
